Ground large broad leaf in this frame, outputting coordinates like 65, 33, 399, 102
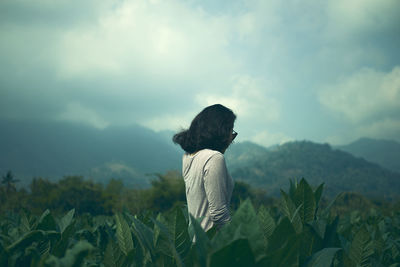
257, 205, 276, 247
280, 191, 303, 233
304, 247, 341, 267
58, 209, 75, 233
267, 217, 296, 253
322, 216, 340, 248
212, 199, 265, 260
348, 227, 374, 267
35, 210, 57, 231
52, 221, 76, 257
280, 190, 296, 218
128, 213, 156, 262
46, 240, 93, 267
259, 234, 300, 267
170, 207, 191, 262
7, 230, 45, 253
308, 220, 326, 240
209, 238, 256, 267
103, 239, 124, 267
114, 213, 134, 256
313, 183, 324, 217
152, 216, 183, 267
19, 210, 31, 234
189, 214, 210, 267
293, 179, 316, 223
299, 224, 324, 264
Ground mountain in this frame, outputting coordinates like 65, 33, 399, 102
2, 118, 399, 199
336, 138, 400, 173
0, 119, 181, 187
225, 141, 400, 199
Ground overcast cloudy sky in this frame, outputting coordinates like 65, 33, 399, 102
1, 0, 399, 147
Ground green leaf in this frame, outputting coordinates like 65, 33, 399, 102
299, 224, 323, 264
308, 220, 326, 240
171, 207, 191, 262
257, 205, 276, 247
291, 204, 304, 234
260, 234, 300, 267
189, 214, 210, 267
152, 216, 183, 267
7, 230, 45, 253
281, 191, 303, 233
348, 227, 374, 267
289, 179, 298, 199
35, 209, 57, 231
103, 239, 124, 267
209, 238, 256, 267
304, 247, 341, 267
128, 213, 156, 261
114, 213, 134, 256
52, 221, 76, 257
280, 190, 297, 218
58, 209, 75, 233
294, 179, 316, 223
313, 183, 324, 213
212, 199, 264, 259
19, 210, 31, 234
322, 216, 339, 248
267, 217, 296, 253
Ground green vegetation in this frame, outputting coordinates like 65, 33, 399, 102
227, 141, 400, 199
1, 174, 399, 266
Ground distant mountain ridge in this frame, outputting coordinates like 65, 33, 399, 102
225, 141, 400, 199
2, 118, 399, 199
336, 137, 400, 173
0, 119, 181, 187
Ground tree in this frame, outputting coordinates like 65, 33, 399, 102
1, 170, 19, 193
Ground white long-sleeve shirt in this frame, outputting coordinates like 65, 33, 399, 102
182, 149, 234, 231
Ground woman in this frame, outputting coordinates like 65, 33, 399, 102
173, 104, 237, 231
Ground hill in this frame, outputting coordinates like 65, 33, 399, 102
336, 137, 400, 173
225, 141, 400, 199
0, 119, 181, 187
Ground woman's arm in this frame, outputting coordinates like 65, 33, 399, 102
203, 153, 231, 227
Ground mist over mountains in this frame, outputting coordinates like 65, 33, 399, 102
1, 119, 399, 199
0, 119, 181, 187
336, 138, 400, 173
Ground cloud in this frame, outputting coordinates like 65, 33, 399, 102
139, 112, 197, 132
250, 130, 293, 147
195, 74, 281, 123
319, 66, 400, 122
325, 118, 400, 145
320, 66, 400, 144
57, 102, 109, 129
1, 0, 400, 145
55, 0, 236, 80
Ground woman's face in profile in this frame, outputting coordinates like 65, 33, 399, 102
222, 128, 237, 153
231, 129, 238, 143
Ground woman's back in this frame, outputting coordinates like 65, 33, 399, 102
182, 149, 234, 231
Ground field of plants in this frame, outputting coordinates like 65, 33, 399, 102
1, 178, 400, 266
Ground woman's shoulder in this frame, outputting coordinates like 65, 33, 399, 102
199, 149, 225, 167
198, 149, 223, 158
184, 149, 223, 161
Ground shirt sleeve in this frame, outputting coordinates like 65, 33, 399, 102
203, 153, 231, 227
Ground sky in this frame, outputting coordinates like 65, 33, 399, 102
0, 0, 399, 147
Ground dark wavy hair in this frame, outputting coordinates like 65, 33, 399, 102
173, 104, 236, 154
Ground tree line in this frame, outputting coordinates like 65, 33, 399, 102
0, 170, 272, 216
